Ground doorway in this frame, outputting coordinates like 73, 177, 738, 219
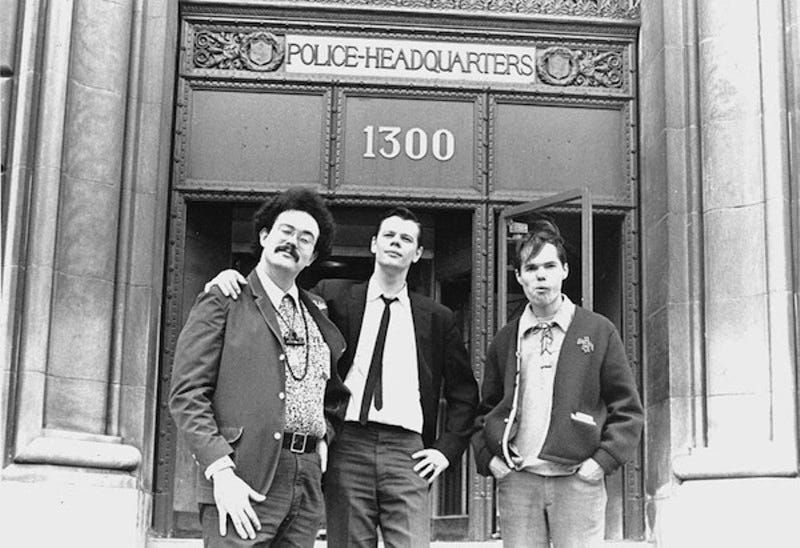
494, 197, 643, 541
154, 199, 476, 539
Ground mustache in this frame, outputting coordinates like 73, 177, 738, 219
274, 243, 300, 261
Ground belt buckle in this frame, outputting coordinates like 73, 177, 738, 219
289, 432, 308, 453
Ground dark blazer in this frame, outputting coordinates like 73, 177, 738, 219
170, 270, 348, 504
471, 306, 643, 476
314, 279, 478, 464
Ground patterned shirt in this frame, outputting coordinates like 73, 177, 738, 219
278, 295, 330, 437
256, 266, 330, 438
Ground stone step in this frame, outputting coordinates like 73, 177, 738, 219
148, 538, 653, 547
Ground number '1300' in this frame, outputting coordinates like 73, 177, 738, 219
363, 126, 455, 162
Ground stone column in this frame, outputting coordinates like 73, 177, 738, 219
45, 0, 134, 435
641, 0, 800, 544
1, 0, 178, 545
673, 0, 797, 471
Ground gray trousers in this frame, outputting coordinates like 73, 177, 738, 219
200, 449, 323, 547
324, 422, 431, 548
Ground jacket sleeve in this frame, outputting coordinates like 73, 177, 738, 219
169, 288, 234, 470
592, 327, 644, 473
471, 338, 505, 477
431, 310, 479, 465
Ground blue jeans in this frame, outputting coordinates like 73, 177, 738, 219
324, 422, 431, 548
200, 449, 323, 547
497, 471, 606, 548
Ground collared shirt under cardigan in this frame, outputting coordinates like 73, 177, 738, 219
513, 295, 579, 475
343, 275, 423, 434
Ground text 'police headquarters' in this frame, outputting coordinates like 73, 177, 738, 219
286, 42, 536, 77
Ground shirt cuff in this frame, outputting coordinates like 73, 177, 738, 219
204, 455, 235, 481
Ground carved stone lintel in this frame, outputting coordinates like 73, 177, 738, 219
259, 0, 640, 20
515, 0, 639, 19
537, 46, 623, 88
194, 31, 285, 72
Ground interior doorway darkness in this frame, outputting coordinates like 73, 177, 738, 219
503, 211, 623, 329
158, 200, 475, 539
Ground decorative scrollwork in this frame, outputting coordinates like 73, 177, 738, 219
537, 46, 623, 88
236, 0, 639, 19
515, 0, 639, 18
194, 31, 285, 72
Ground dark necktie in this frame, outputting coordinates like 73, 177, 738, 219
359, 295, 397, 424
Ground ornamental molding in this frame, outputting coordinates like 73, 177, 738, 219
194, 30, 285, 71
188, 26, 630, 94
536, 46, 623, 88
183, 0, 640, 21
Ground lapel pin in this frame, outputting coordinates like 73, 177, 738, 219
577, 336, 594, 354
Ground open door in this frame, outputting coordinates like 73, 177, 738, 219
497, 188, 593, 326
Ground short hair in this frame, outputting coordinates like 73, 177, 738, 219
377, 206, 423, 243
252, 187, 335, 261
513, 218, 568, 271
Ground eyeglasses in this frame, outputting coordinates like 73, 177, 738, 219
276, 223, 317, 249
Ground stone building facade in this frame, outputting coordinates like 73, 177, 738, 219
1, 1, 798, 546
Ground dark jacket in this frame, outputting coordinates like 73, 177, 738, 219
314, 279, 479, 464
471, 306, 643, 475
169, 270, 348, 504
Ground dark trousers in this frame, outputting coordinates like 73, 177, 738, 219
324, 422, 431, 548
200, 449, 323, 547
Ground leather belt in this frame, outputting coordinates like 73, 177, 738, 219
282, 431, 318, 454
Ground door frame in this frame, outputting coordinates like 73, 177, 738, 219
153, 194, 489, 540
488, 194, 645, 540
497, 188, 594, 325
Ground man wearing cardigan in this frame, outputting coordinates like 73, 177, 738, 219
471, 219, 643, 548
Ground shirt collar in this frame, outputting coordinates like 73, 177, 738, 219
255, 261, 300, 310
518, 294, 576, 336
366, 274, 410, 307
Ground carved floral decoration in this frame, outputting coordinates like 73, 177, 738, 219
537, 46, 624, 88
194, 31, 285, 72
280, 0, 639, 19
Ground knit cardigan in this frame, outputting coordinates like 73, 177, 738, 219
471, 306, 643, 476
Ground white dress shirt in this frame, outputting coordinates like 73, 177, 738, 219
343, 276, 423, 433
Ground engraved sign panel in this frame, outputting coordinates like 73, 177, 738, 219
285, 34, 536, 85
185, 89, 328, 189
338, 94, 479, 195
493, 102, 627, 200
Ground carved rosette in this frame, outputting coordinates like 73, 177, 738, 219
194, 31, 285, 72
536, 46, 624, 88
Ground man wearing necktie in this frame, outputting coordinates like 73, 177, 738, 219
471, 219, 643, 548
207, 207, 479, 547
169, 188, 348, 547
